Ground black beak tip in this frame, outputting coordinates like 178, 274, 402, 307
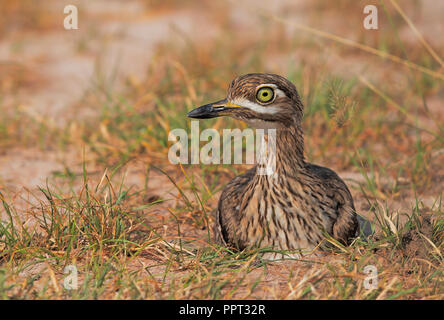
187, 105, 218, 119
187, 108, 204, 119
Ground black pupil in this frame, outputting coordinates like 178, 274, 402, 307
263, 92, 268, 96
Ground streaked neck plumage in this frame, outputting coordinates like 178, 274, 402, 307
256, 119, 305, 178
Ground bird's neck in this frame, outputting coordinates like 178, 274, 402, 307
256, 124, 305, 176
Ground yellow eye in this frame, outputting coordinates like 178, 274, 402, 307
256, 87, 274, 104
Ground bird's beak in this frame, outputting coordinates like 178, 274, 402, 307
187, 99, 242, 119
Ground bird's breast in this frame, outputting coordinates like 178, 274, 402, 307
238, 177, 327, 252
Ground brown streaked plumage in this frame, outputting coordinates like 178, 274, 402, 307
188, 73, 368, 259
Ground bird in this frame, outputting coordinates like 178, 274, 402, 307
187, 73, 369, 259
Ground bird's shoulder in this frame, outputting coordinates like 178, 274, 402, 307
306, 163, 344, 183
304, 163, 352, 201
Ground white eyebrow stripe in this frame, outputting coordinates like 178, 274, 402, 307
259, 84, 286, 98
231, 97, 281, 114
274, 88, 286, 98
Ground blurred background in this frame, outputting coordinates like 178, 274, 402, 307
0, 0, 442, 299
0, 0, 442, 196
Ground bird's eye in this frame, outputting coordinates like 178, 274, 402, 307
256, 87, 275, 104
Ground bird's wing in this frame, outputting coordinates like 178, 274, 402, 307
331, 196, 360, 244
213, 208, 228, 246
213, 167, 256, 249
307, 163, 361, 244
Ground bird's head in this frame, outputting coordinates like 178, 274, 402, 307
187, 73, 304, 129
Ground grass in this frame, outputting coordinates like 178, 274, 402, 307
0, 0, 443, 299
